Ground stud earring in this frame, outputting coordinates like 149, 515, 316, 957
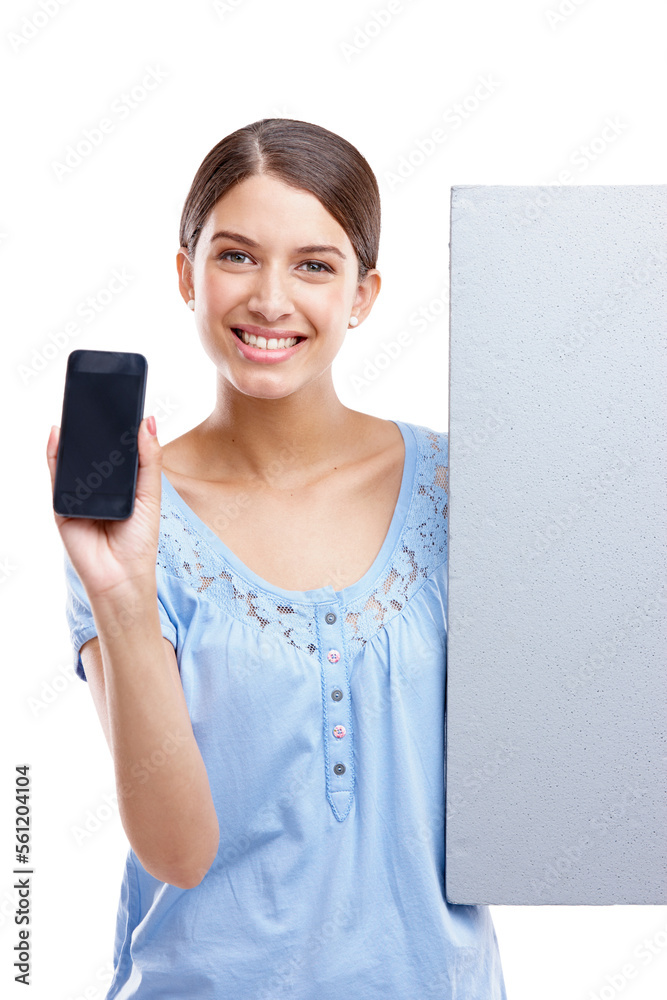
187, 297, 195, 311
348, 315, 359, 327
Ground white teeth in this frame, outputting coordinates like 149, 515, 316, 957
238, 329, 299, 350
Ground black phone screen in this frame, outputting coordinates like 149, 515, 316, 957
54, 351, 147, 519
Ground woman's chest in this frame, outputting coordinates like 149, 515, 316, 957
163, 455, 405, 593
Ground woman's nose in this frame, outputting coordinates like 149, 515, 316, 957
246, 266, 295, 322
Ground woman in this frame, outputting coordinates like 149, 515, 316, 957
47, 118, 507, 999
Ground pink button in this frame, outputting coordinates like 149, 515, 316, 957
333, 725, 346, 739
327, 649, 341, 663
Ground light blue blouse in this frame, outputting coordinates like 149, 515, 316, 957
64, 419, 507, 999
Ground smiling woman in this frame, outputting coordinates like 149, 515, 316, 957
49, 118, 508, 999
176, 171, 379, 391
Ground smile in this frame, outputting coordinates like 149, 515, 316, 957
231, 326, 308, 364
233, 328, 303, 350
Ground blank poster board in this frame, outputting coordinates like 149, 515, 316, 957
445, 185, 667, 905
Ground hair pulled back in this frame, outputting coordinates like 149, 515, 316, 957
179, 118, 381, 283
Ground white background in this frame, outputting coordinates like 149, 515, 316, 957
1, 1, 665, 998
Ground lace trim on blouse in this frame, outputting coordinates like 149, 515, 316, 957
156, 424, 448, 654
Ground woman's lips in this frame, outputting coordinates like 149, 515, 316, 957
231, 326, 307, 364
235, 323, 305, 342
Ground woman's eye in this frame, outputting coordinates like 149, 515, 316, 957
218, 251, 253, 264
216, 253, 331, 273
299, 260, 332, 273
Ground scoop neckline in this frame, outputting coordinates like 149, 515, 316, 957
159, 419, 417, 606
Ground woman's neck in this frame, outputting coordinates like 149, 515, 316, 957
190, 378, 363, 489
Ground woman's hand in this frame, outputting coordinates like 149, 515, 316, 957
46, 416, 164, 600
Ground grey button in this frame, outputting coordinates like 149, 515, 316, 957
325, 612, 337, 624
331, 688, 343, 702
333, 763, 346, 775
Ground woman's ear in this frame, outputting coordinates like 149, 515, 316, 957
176, 248, 194, 307
351, 269, 382, 326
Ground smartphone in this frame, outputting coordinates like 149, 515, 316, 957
53, 350, 148, 520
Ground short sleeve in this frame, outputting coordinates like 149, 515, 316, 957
63, 548, 178, 682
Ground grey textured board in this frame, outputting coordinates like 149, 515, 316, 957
445, 185, 667, 905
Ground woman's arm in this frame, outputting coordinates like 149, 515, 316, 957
80, 584, 219, 889
47, 417, 218, 890
81, 585, 219, 889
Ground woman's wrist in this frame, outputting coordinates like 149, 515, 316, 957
88, 578, 160, 644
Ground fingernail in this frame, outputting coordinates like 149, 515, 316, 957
146, 415, 157, 436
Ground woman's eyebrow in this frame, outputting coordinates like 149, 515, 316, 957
210, 230, 346, 260
298, 244, 346, 260
210, 230, 260, 247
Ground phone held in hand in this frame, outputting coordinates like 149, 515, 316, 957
53, 350, 148, 520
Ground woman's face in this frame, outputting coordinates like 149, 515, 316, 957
177, 172, 380, 401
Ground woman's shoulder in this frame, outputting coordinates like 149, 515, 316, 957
160, 428, 199, 477
404, 420, 448, 447
343, 412, 448, 504
348, 410, 447, 446
381, 414, 448, 465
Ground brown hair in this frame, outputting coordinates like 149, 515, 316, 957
179, 118, 381, 283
